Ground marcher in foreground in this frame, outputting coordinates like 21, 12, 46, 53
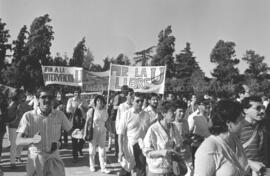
16, 87, 72, 176
143, 101, 186, 176
194, 99, 250, 176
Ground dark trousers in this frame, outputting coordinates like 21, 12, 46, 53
119, 143, 146, 176
191, 146, 199, 166
115, 133, 119, 157
72, 138, 85, 158
133, 143, 146, 176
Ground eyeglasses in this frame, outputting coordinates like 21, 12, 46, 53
255, 105, 265, 111
39, 95, 54, 100
135, 99, 143, 103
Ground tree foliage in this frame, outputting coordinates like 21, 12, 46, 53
175, 42, 203, 79
2, 25, 29, 88
22, 14, 54, 91
242, 50, 269, 80
83, 48, 94, 70
242, 50, 270, 95
112, 53, 130, 65
69, 37, 86, 67
133, 46, 155, 66
210, 40, 240, 84
0, 18, 11, 83
151, 26, 175, 78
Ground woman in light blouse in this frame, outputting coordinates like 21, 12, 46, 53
143, 101, 183, 176
194, 99, 250, 176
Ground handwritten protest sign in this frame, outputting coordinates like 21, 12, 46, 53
42, 66, 83, 86
109, 64, 166, 94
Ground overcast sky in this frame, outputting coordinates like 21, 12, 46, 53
1, 0, 270, 77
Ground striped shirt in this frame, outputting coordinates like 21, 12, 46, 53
17, 108, 72, 153
240, 119, 264, 162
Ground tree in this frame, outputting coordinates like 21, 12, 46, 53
0, 18, 11, 83
23, 14, 54, 90
83, 48, 94, 70
69, 37, 86, 67
175, 42, 204, 79
102, 57, 112, 71
12, 25, 28, 63
2, 25, 29, 87
242, 50, 270, 95
242, 50, 269, 80
151, 26, 175, 78
53, 53, 67, 66
133, 46, 155, 66
210, 40, 240, 84
112, 53, 130, 65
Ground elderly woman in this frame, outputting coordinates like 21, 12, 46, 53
194, 99, 249, 176
84, 95, 110, 174
143, 101, 183, 176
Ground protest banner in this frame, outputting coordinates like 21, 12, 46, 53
82, 70, 109, 92
109, 64, 166, 94
42, 66, 83, 86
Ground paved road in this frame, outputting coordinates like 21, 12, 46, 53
1, 134, 120, 176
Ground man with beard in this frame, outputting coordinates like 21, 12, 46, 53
144, 93, 159, 124
240, 96, 267, 176
16, 87, 72, 176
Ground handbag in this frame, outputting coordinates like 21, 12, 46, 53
85, 108, 95, 142
172, 153, 188, 176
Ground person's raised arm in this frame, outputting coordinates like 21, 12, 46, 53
16, 132, 41, 146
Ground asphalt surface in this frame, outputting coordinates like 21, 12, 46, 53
0, 134, 120, 176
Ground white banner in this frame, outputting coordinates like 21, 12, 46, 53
42, 66, 83, 86
109, 64, 166, 94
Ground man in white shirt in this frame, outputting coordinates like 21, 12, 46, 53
118, 92, 151, 176
188, 96, 211, 165
16, 87, 72, 176
115, 88, 134, 136
66, 89, 87, 119
144, 93, 159, 124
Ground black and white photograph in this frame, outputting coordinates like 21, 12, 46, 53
1, 0, 270, 175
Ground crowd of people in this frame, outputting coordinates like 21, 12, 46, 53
0, 84, 270, 176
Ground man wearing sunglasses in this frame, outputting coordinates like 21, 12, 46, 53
118, 92, 150, 176
16, 87, 72, 176
240, 96, 267, 176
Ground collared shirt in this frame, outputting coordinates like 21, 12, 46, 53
240, 119, 264, 162
118, 108, 151, 171
144, 121, 182, 174
116, 101, 132, 134
144, 105, 158, 124
17, 108, 72, 153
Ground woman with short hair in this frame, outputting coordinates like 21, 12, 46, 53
84, 95, 110, 174
143, 101, 183, 176
194, 99, 249, 176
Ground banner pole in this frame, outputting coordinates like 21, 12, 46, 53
106, 64, 112, 109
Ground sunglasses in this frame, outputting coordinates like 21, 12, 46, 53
135, 99, 143, 103
39, 95, 54, 100
255, 105, 265, 111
